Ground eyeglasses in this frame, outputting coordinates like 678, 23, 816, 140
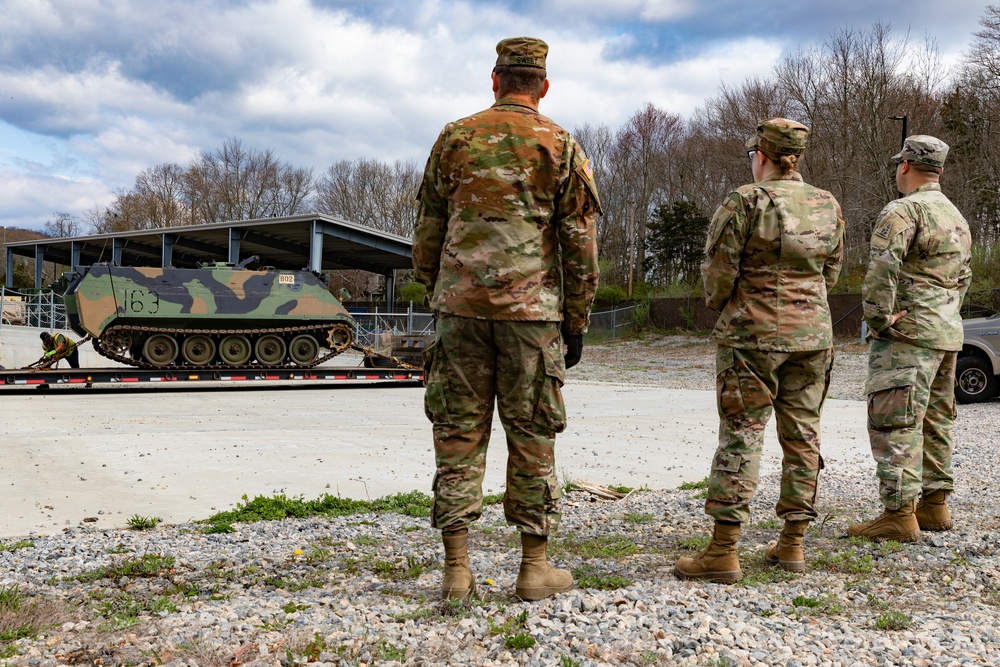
747, 150, 757, 161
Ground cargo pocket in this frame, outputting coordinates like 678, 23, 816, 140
866, 367, 918, 429
531, 345, 567, 434
423, 338, 450, 424
708, 452, 743, 503
716, 347, 746, 419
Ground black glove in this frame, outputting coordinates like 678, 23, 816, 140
561, 322, 584, 369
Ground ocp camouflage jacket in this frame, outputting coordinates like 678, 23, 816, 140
412, 98, 601, 334
702, 172, 844, 351
862, 183, 972, 351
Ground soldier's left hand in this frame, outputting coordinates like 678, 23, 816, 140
561, 322, 583, 369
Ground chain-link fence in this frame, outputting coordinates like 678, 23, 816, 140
587, 304, 639, 341
1, 288, 66, 330
351, 304, 435, 350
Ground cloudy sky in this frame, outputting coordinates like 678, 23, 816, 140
0, 0, 990, 232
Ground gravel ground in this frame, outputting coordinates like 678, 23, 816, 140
2, 334, 999, 666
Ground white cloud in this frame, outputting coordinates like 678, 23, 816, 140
0, 0, 989, 231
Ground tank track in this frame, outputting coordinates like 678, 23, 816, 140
92, 323, 354, 371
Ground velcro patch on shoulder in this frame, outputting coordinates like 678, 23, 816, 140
705, 198, 738, 254
871, 212, 910, 251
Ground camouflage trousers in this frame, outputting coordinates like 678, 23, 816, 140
423, 315, 566, 536
866, 338, 956, 510
705, 346, 833, 524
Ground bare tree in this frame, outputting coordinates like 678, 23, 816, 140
186, 138, 314, 223
314, 158, 420, 235
43, 212, 83, 237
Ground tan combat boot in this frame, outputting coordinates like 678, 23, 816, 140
515, 533, 574, 601
764, 519, 810, 572
441, 530, 476, 600
674, 521, 743, 583
847, 499, 920, 542
915, 489, 954, 531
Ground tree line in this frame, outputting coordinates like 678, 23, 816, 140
14, 7, 1000, 303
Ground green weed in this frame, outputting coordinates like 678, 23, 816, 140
557, 535, 638, 559
676, 535, 709, 551
70, 554, 175, 583
573, 565, 634, 590
0, 541, 33, 553
875, 611, 911, 630
624, 512, 654, 524
202, 490, 433, 526
126, 515, 162, 530
678, 477, 709, 490
812, 548, 874, 575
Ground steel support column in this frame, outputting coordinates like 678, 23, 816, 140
162, 233, 175, 268
384, 270, 395, 307
310, 220, 324, 273
34, 245, 45, 288
228, 228, 241, 264
70, 241, 83, 276
113, 238, 124, 266
5, 247, 13, 288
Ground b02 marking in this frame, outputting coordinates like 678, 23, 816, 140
278, 275, 296, 285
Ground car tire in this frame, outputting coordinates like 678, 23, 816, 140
955, 355, 1000, 404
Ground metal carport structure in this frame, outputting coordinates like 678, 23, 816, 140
4, 214, 413, 303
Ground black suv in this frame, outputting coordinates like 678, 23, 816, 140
957, 315, 1000, 403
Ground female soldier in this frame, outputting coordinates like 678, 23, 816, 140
674, 118, 845, 583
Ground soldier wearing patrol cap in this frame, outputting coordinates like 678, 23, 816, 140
674, 118, 845, 583
849, 136, 972, 542
413, 36, 600, 601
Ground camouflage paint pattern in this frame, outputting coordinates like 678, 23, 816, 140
65, 263, 354, 338
866, 338, 956, 509
862, 183, 972, 350
704, 346, 833, 524
703, 172, 844, 352
424, 315, 564, 536
412, 97, 601, 335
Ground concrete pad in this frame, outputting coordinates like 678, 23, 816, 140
0, 326, 115, 369
0, 379, 871, 538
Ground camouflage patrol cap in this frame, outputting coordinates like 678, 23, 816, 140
495, 37, 547, 70
892, 135, 949, 167
745, 117, 809, 156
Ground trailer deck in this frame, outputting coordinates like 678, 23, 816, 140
0, 365, 423, 388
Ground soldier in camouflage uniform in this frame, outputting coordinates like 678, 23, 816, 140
674, 118, 844, 583
849, 136, 972, 542
412, 37, 601, 601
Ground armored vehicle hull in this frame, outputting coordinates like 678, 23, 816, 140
64, 263, 356, 369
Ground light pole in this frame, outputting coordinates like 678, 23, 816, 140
888, 115, 908, 149
888, 115, 909, 199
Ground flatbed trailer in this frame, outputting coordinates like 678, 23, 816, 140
0, 365, 423, 388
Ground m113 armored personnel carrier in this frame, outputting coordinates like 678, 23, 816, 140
64, 261, 356, 369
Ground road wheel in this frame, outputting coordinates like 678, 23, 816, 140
182, 334, 216, 366
219, 334, 252, 365
254, 335, 287, 365
955, 355, 999, 404
289, 334, 319, 366
143, 334, 179, 367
